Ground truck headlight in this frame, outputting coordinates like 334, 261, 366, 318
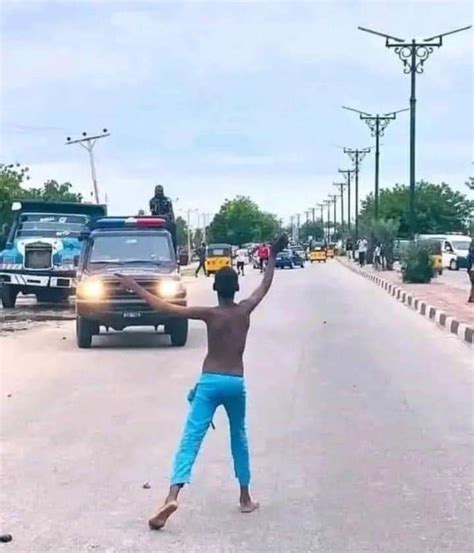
159, 279, 180, 298
78, 278, 104, 300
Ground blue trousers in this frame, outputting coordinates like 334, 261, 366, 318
171, 373, 250, 486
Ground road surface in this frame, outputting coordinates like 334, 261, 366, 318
1, 262, 472, 553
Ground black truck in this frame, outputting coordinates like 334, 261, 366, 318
75, 216, 188, 348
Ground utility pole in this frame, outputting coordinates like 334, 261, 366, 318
324, 200, 331, 242
333, 182, 346, 235
310, 207, 316, 224
290, 216, 295, 241
358, 24, 472, 237
66, 129, 110, 204
343, 149, 371, 241
329, 195, 338, 240
338, 168, 355, 232
316, 203, 325, 230
185, 208, 198, 258
343, 107, 407, 219
296, 213, 301, 242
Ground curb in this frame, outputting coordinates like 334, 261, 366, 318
337, 258, 473, 346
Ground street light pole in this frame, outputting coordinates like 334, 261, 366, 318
333, 182, 346, 235
338, 168, 355, 233
342, 149, 371, 240
358, 24, 472, 237
65, 129, 110, 204
343, 107, 407, 219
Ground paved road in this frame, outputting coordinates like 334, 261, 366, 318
1, 262, 472, 553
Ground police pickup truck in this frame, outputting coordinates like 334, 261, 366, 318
75, 216, 188, 348
0, 201, 107, 308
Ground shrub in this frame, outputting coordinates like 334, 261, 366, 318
402, 243, 433, 283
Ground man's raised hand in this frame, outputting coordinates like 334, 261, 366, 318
271, 234, 289, 258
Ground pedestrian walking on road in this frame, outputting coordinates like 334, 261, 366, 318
467, 238, 474, 303
257, 243, 270, 272
195, 242, 207, 277
374, 244, 382, 271
115, 234, 288, 530
358, 238, 368, 266
236, 245, 247, 276
345, 238, 353, 261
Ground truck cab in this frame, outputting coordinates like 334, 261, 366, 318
75, 216, 188, 348
0, 201, 106, 308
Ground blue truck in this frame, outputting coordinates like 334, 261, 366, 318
0, 201, 106, 308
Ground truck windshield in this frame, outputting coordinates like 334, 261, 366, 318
89, 234, 173, 264
16, 214, 88, 238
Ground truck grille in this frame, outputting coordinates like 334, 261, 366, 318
24, 242, 53, 269
103, 279, 158, 300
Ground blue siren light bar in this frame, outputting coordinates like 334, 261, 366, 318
94, 217, 167, 230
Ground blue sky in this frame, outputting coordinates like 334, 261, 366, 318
1, 0, 472, 223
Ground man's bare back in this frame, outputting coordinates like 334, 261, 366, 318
202, 303, 250, 375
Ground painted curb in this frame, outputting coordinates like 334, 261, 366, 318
337, 258, 473, 346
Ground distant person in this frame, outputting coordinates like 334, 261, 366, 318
195, 242, 207, 277
236, 245, 247, 276
257, 243, 270, 273
467, 238, 474, 303
114, 234, 288, 530
346, 238, 353, 260
358, 238, 368, 266
149, 185, 177, 252
374, 243, 382, 270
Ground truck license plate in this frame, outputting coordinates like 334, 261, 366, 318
123, 311, 141, 319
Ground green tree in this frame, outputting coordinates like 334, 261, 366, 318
208, 196, 279, 245
175, 216, 188, 247
299, 220, 324, 242
361, 217, 400, 270
466, 176, 473, 191
359, 181, 473, 237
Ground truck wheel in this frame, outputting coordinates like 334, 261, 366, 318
76, 316, 96, 348
2, 284, 19, 308
169, 319, 188, 347
449, 259, 458, 271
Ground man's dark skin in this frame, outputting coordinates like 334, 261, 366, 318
115, 234, 288, 529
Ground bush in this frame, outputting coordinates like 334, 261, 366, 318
402, 243, 433, 283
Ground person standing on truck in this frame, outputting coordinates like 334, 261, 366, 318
149, 185, 177, 252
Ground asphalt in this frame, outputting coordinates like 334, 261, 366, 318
1, 262, 472, 553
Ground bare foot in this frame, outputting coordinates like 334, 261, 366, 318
148, 500, 178, 530
240, 500, 259, 514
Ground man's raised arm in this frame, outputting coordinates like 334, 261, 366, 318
240, 235, 288, 314
114, 274, 212, 321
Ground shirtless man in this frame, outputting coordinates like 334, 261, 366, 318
115, 234, 287, 530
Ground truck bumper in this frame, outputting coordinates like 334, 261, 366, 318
76, 299, 187, 328
0, 271, 75, 289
